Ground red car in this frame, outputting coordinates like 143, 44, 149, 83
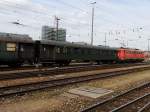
117, 48, 145, 62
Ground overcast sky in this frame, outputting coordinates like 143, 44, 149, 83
0, 0, 150, 50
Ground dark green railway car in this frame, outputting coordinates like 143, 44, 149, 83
0, 36, 35, 66
37, 40, 118, 65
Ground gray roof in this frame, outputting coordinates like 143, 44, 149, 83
40, 40, 117, 50
0, 33, 33, 43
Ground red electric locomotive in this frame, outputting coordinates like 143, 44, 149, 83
117, 48, 145, 63
144, 51, 150, 62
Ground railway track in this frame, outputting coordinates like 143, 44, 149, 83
0, 63, 92, 71
0, 64, 150, 98
0, 65, 35, 71
0, 63, 148, 81
138, 102, 150, 112
81, 82, 150, 112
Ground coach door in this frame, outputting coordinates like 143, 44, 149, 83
40, 45, 55, 60
19, 43, 34, 61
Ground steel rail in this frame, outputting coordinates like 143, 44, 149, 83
0, 63, 149, 81
0, 69, 134, 97
111, 93, 150, 112
138, 102, 150, 112
81, 82, 150, 112
0, 66, 150, 98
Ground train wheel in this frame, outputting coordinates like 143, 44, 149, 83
96, 61, 101, 65
59, 63, 63, 67
8, 63, 22, 67
42, 63, 53, 67
28, 60, 34, 65
64, 60, 71, 66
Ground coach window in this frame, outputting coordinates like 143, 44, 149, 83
96, 50, 99, 55
74, 48, 79, 53
107, 51, 109, 55
6, 43, 16, 52
81, 49, 84, 54
108, 51, 111, 55
101, 50, 103, 54
43, 47, 46, 52
65, 48, 68, 53
90, 49, 92, 55
20, 46, 24, 52
63, 47, 65, 53
88, 49, 91, 54
103, 50, 106, 55
94, 50, 96, 55
63, 47, 67, 53
104, 51, 107, 55
101, 50, 103, 55
94, 50, 97, 55
56, 47, 60, 53
99, 50, 101, 54
84, 49, 87, 54
69, 48, 72, 54
113, 51, 115, 55
110, 51, 113, 55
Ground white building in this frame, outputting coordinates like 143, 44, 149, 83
42, 26, 66, 41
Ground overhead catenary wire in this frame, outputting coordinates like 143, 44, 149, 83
0, 0, 149, 50
0, 0, 90, 25
55, 0, 89, 14
0, 0, 54, 16
0, 0, 119, 28
0, 0, 89, 16
0, 3, 91, 36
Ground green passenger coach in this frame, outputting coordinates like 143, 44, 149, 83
0, 35, 35, 67
36, 40, 118, 66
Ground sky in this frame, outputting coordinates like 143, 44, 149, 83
0, 0, 150, 50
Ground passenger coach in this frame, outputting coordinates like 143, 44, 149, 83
35, 40, 118, 66
0, 36, 35, 66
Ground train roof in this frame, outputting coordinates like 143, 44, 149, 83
119, 47, 143, 51
0, 35, 33, 43
39, 40, 117, 50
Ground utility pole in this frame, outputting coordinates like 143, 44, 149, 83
148, 39, 150, 51
55, 16, 60, 41
104, 33, 107, 47
126, 40, 129, 48
91, 2, 96, 45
